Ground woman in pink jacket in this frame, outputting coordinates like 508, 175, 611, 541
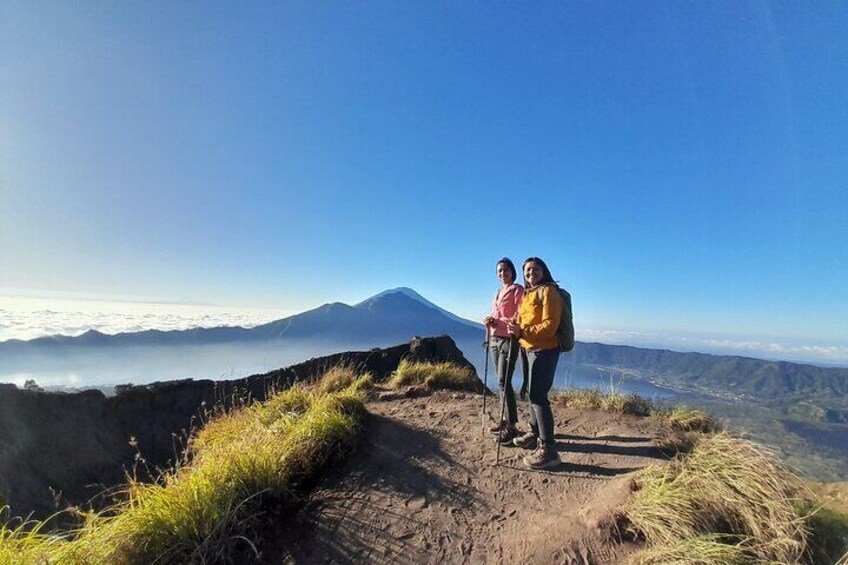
483, 258, 525, 444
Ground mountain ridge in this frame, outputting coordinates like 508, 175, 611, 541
2, 289, 847, 407
0, 289, 482, 349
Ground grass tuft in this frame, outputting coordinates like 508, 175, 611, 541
627, 432, 809, 564
0, 507, 70, 565
551, 388, 653, 417
635, 534, 749, 564
661, 406, 719, 433
314, 365, 373, 395
802, 501, 848, 564
654, 430, 701, 457
387, 360, 478, 392
0, 380, 367, 564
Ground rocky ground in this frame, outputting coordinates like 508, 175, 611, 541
261, 390, 674, 564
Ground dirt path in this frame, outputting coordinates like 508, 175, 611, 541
262, 391, 672, 564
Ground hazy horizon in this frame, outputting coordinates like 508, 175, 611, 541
2, 289, 846, 368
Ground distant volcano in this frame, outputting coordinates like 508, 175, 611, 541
251, 287, 481, 341
0, 288, 483, 351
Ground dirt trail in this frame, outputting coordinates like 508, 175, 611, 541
263, 391, 672, 564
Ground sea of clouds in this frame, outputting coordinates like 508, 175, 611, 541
0, 296, 308, 388
2, 296, 846, 367
0, 297, 294, 342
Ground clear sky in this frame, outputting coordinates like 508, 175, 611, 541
2, 2, 847, 364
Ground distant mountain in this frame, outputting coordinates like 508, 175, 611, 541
0, 288, 482, 352
3, 289, 847, 407
571, 341, 848, 402
355, 287, 478, 330
251, 288, 481, 341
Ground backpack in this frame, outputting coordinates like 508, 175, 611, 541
554, 286, 575, 352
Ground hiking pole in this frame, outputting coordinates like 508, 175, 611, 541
495, 336, 514, 465
481, 328, 490, 436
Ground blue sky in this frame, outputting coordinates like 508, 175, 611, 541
1, 2, 847, 363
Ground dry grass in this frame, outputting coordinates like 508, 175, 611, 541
387, 360, 479, 392
551, 388, 653, 417
0, 508, 70, 565
805, 505, 848, 565
808, 482, 848, 515
650, 406, 719, 458
801, 482, 848, 565
659, 406, 719, 433
627, 432, 809, 564
634, 534, 751, 564
654, 430, 701, 458
0, 377, 368, 564
314, 365, 374, 395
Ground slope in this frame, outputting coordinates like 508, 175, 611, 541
261, 391, 673, 564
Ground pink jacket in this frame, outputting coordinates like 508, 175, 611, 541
489, 284, 525, 338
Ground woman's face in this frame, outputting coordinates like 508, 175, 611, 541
524, 261, 543, 287
497, 262, 513, 285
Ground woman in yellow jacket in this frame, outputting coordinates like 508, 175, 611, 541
507, 257, 563, 470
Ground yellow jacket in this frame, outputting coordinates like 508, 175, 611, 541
517, 284, 563, 351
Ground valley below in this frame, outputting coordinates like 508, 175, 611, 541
583, 364, 848, 482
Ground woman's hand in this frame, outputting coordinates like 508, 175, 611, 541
506, 321, 521, 337
482, 316, 495, 326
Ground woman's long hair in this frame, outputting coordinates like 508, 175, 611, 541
522, 257, 555, 288
497, 257, 517, 284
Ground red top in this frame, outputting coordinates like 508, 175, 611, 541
489, 284, 525, 338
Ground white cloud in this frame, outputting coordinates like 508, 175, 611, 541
699, 338, 848, 363
3, 294, 846, 367
577, 325, 848, 366
0, 296, 296, 342
578, 328, 649, 341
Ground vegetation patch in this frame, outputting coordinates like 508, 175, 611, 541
387, 360, 478, 392
804, 505, 848, 565
657, 405, 719, 433
653, 430, 700, 458
314, 365, 374, 395
551, 388, 653, 417
809, 482, 848, 515
626, 432, 810, 564
0, 374, 369, 565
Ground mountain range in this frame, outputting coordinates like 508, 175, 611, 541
3, 287, 845, 483
0, 287, 481, 351
2, 287, 847, 406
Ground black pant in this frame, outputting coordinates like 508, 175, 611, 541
521, 347, 559, 445
489, 336, 521, 425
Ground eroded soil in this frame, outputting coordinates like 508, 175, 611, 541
262, 391, 673, 564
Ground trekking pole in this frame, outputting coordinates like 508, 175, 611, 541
495, 336, 514, 465
481, 328, 490, 435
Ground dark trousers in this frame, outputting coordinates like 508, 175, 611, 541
521, 347, 559, 445
489, 336, 521, 425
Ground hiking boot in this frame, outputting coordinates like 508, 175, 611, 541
489, 420, 506, 435
497, 426, 518, 445
523, 443, 561, 470
512, 431, 537, 450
